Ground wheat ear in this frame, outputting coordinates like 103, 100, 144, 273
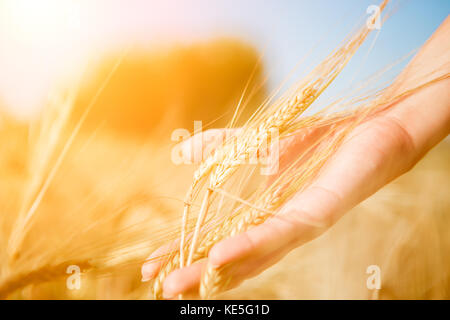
185, 0, 389, 273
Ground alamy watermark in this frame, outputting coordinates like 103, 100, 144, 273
366, 5, 382, 30
171, 121, 280, 175
66, 265, 81, 290
366, 264, 381, 290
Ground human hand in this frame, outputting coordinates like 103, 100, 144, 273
142, 17, 450, 299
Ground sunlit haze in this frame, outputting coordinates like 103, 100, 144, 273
0, 0, 448, 118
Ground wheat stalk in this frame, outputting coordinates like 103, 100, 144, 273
198, 117, 365, 298
152, 0, 389, 295
174, 0, 389, 289
196, 71, 450, 299
151, 107, 365, 299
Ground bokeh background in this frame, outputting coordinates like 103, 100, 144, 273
1, 0, 449, 118
0, 0, 449, 299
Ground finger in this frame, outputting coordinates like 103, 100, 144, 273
199, 185, 347, 292
180, 128, 239, 164
142, 240, 179, 282
162, 260, 206, 299
211, 243, 296, 291
186, 215, 318, 295
163, 156, 397, 296
208, 214, 303, 269
162, 217, 299, 297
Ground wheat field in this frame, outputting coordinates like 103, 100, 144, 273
0, 0, 449, 300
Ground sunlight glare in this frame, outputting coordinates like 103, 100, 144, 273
0, 0, 87, 118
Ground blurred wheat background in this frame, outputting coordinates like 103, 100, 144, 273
0, 0, 449, 299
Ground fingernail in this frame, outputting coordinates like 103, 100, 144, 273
141, 276, 151, 283
141, 263, 159, 282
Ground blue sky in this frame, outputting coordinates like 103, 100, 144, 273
197, 0, 449, 101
